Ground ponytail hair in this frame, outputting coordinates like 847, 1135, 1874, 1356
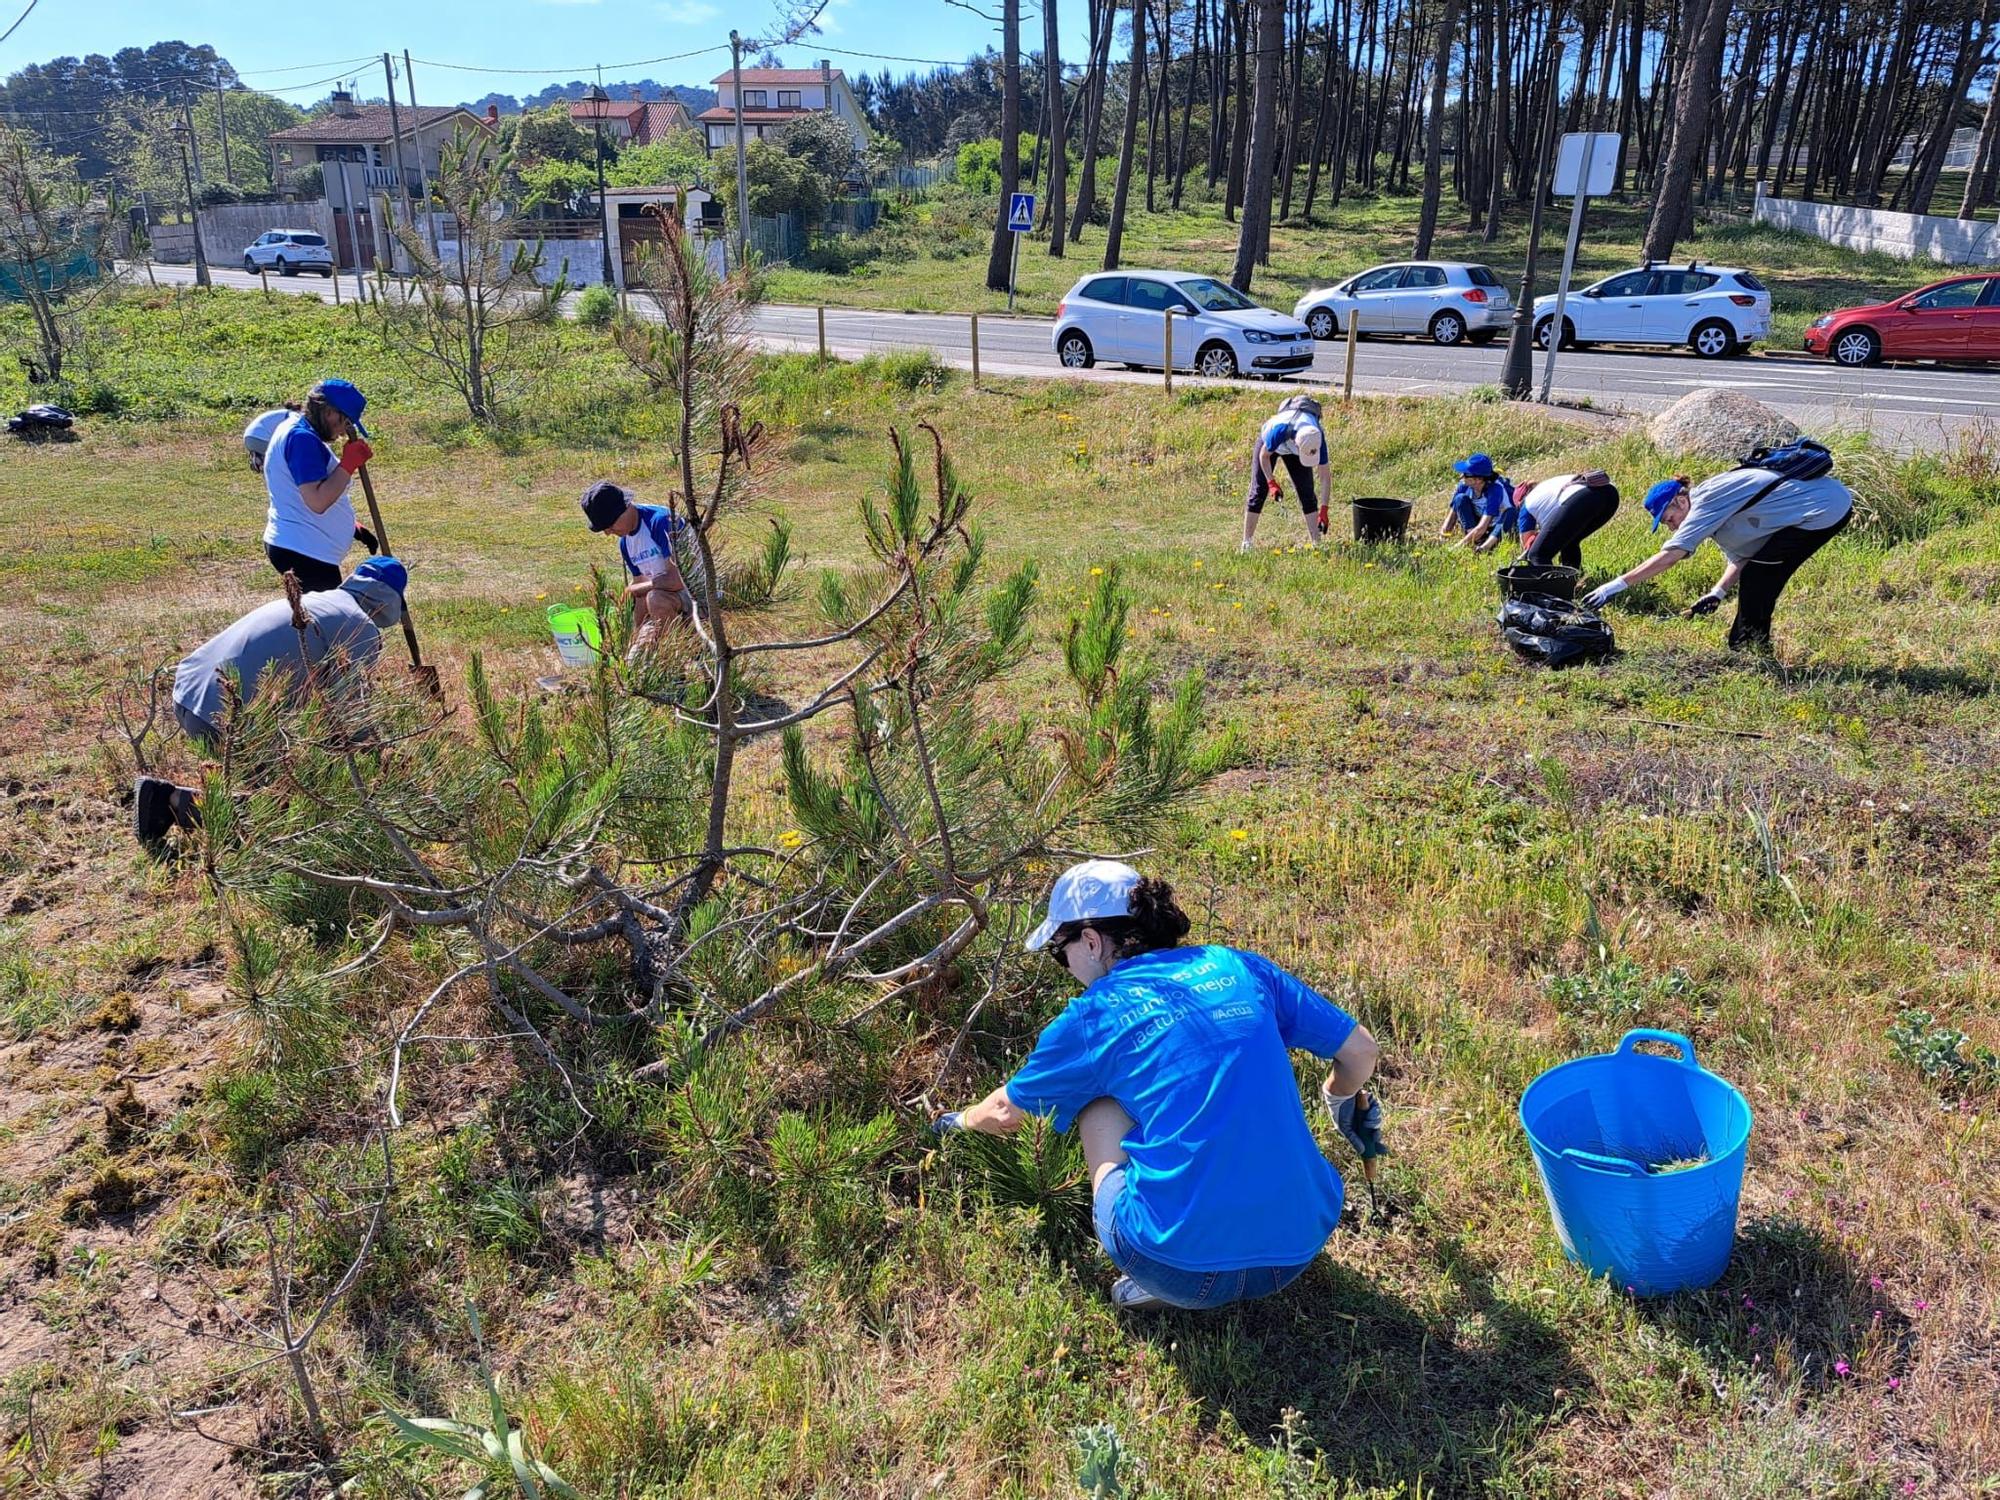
302, 390, 339, 443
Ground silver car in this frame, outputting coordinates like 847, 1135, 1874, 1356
1293, 261, 1513, 346
242, 229, 335, 278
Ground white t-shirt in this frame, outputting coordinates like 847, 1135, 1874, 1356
1521, 479, 1581, 532
243, 408, 291, 458
261, 412, 356, 564
1667, 469, 1855, 562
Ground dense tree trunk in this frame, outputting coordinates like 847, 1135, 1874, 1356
1105, 0, 1148, 267
1067, 0, 1115, 241
1909, 0, 1992, 216
1225, 1, 1251, 217
1044, 0, 1070, 253
1642, 0, 1731, 259
1173, 0, 1203, 205
1483, 0, 1509, 240
984, 0, 1023, 292
1231, 0, 1283, 287
1962, 52, 2000, 217
1413, 0, 1461, 256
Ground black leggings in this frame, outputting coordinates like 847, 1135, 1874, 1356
266, 543, 343, 592
1525, 485, 1621, 569
1245, 446, 1318, 515
1729, 510, 1851, 650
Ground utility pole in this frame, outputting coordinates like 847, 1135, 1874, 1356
403, 50, 442, 258
214, 69, 234, 184
175, 123, 211, 287
382, 54, 415, 256
1501, 38, 1565, 400
729, 30, 750, 270
179, 83, 203, 183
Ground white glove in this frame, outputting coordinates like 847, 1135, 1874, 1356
1582, 578, 1629, 610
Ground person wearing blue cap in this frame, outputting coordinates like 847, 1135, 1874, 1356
261, 378, 378, 592
134, 559, 409, 851
1440, 453, 1518, 549
1582, 457, 1855, 651
579, 479, 698, 653
934, 861, 1384, 1311
1517, 468, 1621, 569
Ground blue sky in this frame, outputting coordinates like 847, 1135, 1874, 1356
3, 0, 1088, 101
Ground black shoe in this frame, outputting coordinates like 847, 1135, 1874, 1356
134, 776, 176, 851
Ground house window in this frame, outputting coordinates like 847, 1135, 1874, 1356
777, 90, 800, 107
743, 89, 767, 107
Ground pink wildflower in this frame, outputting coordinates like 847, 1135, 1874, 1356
1749, 1324, 1760, 1335
1870, 1276, 1885, 1290
1915, 1299, 1931, 1312
1887, 1377, 1902, 1390
1835, 1360, 1852, 1376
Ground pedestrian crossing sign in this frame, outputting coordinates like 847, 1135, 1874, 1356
1008, 192, 1036, 231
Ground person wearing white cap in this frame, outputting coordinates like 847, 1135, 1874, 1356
1241, 402, 1328, 551
936, 861, 1383, 1311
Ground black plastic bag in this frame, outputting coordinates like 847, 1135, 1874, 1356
7, 403, 75, 436
1498, 592, 1616, 668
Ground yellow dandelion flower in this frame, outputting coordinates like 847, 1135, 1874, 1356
1364, 562, 1377, 570
777, 829, 807, 850
1191, 559, 1204, 570
1233, 601, 1244, 609
1212, 582, 1225, 590
1229, 829, 1249, 841
1090, 566, 1105, 576
535, 591, 548, 601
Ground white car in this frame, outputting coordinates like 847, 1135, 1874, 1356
1293, 261, 1512, 346
1534, 262, 1770, 358
242, 229, 335, 278
1052, 270, 1316, 380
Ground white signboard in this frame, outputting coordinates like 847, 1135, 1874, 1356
1553, 133, 1620, 198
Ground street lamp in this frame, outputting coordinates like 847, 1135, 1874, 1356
172, 120, 211, 288
579, 84, 616, 288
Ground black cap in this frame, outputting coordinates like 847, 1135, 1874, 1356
580, 480, 631, 532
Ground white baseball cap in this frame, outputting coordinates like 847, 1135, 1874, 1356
1024, 859, 1142, 951
1294, 422, 1324, 458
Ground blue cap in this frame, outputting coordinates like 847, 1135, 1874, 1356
1644, 478, 1688, 532
352, 555, 406, 596
1454, 453, 1497, 479
312, 377, 370, 438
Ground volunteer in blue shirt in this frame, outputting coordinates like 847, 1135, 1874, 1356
579, 480, 699, 652
1440, 453, 1517, 550
1583, 466, 1855, 651
1241, 407, 1327, 551
261, 379, 378, 592
938, 861, 1384, 1311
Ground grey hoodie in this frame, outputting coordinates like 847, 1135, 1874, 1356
172, 576, 403, 737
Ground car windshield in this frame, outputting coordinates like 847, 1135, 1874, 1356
1177, 277, 1257, 312
289, 234, 328, 246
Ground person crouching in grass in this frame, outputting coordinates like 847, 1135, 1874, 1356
578, 480, 698, 657
937, 861, 1385, 1311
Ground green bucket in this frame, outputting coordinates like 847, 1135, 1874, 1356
547, 604, 603, 668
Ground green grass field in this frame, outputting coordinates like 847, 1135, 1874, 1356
2, 286, 1998, 1497
760, 184, 1936, 348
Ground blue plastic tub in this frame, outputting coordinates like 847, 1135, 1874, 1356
1518, 1029, 1752, 1297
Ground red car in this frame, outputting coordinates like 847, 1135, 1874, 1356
1803, 274, 2000, 366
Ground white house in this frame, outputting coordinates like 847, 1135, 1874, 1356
697, 64, 866, 153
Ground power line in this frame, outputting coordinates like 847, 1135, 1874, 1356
0, 0, 38, 49
408, 44, 729, 79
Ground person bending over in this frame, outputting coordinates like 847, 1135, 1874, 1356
1242, 405, 1327, 551
1441, 453, 1518, 551
1583, 463, 1854, 652
938, 861, 1384, 1311
1518, 469, 1620, 570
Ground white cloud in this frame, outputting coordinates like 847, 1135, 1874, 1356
814, 0, 851, 35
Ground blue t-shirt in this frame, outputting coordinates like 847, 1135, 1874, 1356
1453, 474, 1514, 519
616, 504, 688, 579
1006, 945, 1357, 1271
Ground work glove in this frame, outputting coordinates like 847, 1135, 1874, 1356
1685, 591, 1725, 618
1582, 578, 1629, 610
1321, 1082, 1388, 1161
337, 437, 374, 475
1268, 480, 1283, 501
353, 524, 379, 554
930, 1111, 965, 1136
1317, 503, 1330, 535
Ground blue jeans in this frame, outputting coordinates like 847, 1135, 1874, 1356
1092, 1168, 1316, 1310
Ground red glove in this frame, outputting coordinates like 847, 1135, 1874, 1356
1317, 504, 1330, 533
338, 438, 373, 475
1268, 479, 1282, 499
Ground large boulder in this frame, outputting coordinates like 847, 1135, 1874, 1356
1648, 388, 1799, 462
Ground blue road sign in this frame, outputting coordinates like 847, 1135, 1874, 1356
1008, 192, 1036, 231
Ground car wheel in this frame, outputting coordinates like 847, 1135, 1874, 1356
1832, 327, 1880, 367
1306, 307, 1337, 340
1429, 310, 1466, 346
1533, 317, 1574, 351
1195, 342, 1239, 379
276, 257, 292, 276
1690, 320, 1735, 359
243, 255, 258, 273
1056, 331, 1095, 369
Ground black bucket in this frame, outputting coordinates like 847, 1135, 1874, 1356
1497, 563, 1582, 603
1352, 497, 1414, 543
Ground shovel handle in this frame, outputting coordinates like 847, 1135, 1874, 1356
352, 462, 434, 687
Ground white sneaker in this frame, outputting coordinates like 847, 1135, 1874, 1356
1110, 1276, 1166, 1310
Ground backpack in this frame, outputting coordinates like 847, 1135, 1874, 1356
6, 403, 73, 435
1277, 393, 1324, 423
1499, 594, 1616, 669
1736, 437, 1833, 484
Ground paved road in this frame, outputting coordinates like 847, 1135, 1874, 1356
136, 261, 2000, 449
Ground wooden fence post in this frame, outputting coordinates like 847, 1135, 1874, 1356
1343, 308, 1359, 402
